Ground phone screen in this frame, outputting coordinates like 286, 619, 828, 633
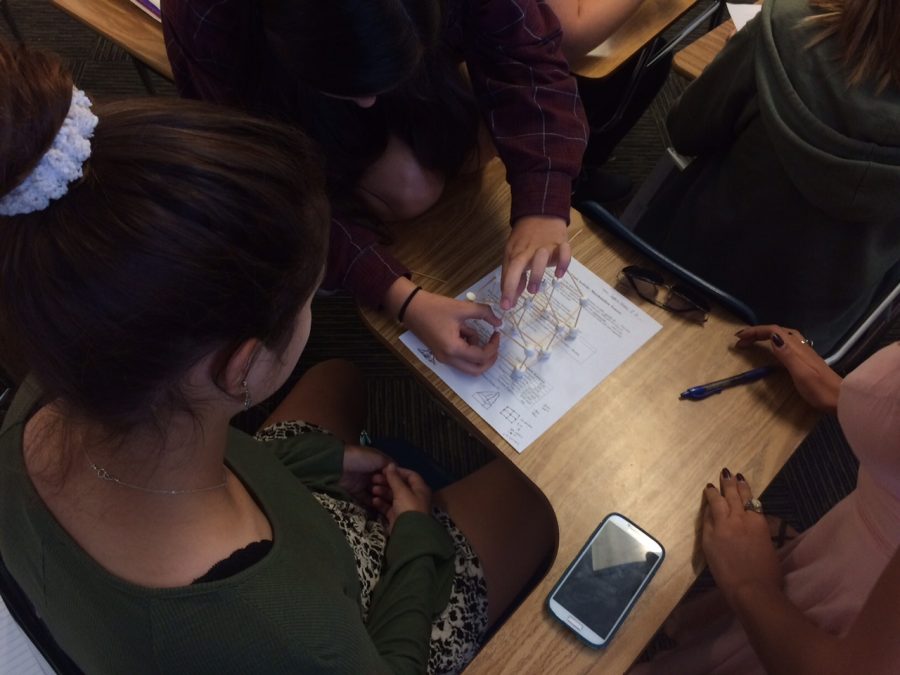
548, 514, 663, 646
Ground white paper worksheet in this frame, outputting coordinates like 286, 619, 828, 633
399, 259, 662, 452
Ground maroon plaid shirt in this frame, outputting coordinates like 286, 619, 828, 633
163, 0, 587, 307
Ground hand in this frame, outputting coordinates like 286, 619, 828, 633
403, 290, 502, 375
339, 445, 389, 506
371, 463, 431, 533
702, 469, 783, 607
735, 325, 842, 413
501, 215, 571, 310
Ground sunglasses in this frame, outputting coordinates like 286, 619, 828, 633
617, 266, 710, 323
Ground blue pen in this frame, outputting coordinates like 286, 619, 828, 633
679, 365, 777, 401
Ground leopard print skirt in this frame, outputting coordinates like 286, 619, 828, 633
256, 421, 489, 675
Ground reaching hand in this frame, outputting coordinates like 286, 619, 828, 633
702, 469, 783, 606
339, 445, 390, 506
371, 464, 431, 533
735, 325, 842, 414
403, 290, 502, 375
501, 215, 571, 310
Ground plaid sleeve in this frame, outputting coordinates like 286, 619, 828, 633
321, 218, 410, 309
463, 0, 588, 224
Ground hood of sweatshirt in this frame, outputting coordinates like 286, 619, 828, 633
755, 0, 900, 222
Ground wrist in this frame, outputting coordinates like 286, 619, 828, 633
724, 578, 783, 611
397, 286, 423, 323
382, 276, 418, 318
512, 214, 568, 229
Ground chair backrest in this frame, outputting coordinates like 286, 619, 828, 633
0, 552, 83, 674
575, 198, 900, 371
1, 377, 83, 674
576, 199, 759, 323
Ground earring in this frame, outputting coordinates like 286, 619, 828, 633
241, 380, 252, 410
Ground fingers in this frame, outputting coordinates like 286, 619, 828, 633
381, 463, 409, 493
343, 445, 389, 472
466, 301, 502, 328
370, 473, 393, 504
554, 241, 572, 278
527, 248, 551, 294
734, 324, 781, 348
735, 472, 753, 505
735, 325, 811, 352
719, 468, 744, 514
501, 255, 529, 310
703, 482, 728, 522
442, 332, 500, 375
394, 466, 430, 497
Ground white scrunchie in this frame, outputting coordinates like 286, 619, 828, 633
0, 86, 98, 217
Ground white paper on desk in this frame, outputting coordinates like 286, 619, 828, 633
727, 3, 762, 31
399, 259, 661, 453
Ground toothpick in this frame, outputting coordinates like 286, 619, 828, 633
411, 270, 448, 284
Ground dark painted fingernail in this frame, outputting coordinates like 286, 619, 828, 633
706, 483, 715, 489
772, 333, 784, 347
721, 467, 732, 479
736, 473, 746, 482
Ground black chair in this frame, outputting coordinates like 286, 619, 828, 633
1, 372, 81, 674
0, 552, 83, 674
575, 198, 900, 371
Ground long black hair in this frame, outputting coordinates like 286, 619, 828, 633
259, 0, 480, 198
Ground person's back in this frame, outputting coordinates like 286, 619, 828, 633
0, 42, 556, 673
635, 0, 900, 353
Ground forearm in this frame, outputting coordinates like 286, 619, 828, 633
467, 0, 587, 223
366, 513, 455, 672
382, 276, 419, 322
550, 0, 645, 61
322, 217, 409, 308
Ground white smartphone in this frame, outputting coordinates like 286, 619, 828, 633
546, 513, 665, 648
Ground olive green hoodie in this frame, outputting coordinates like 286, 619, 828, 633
637, 0, 900, 353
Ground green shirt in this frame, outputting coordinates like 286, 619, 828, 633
0, 379, 455, 674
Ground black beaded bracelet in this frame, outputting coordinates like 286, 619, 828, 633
397, 286, 423, 323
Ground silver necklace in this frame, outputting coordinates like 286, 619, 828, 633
86, 454, 228, 496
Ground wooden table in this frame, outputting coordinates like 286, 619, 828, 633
572, 0, 701, 79
359, 160, 818, 674
672, 17, 735, 79
50, 0, 172, 81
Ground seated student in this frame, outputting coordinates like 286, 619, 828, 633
633, 0, 900, 352
0, 43, 555, 674
633, 327, 900, 675
162, 0, 589, 374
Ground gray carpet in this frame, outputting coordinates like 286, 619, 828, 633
2, 0, 896, 657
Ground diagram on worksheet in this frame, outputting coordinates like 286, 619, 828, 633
400, 258, 662, 452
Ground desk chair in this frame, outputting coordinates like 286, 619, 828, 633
0, 553, 83, 674
576, 196, 900, 371
580, 0, 726, 143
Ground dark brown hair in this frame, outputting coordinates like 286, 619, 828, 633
0, 44, 73, 197
258, 0, 479, 197
0, 43, 330, 435
806, 0, 900, 92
